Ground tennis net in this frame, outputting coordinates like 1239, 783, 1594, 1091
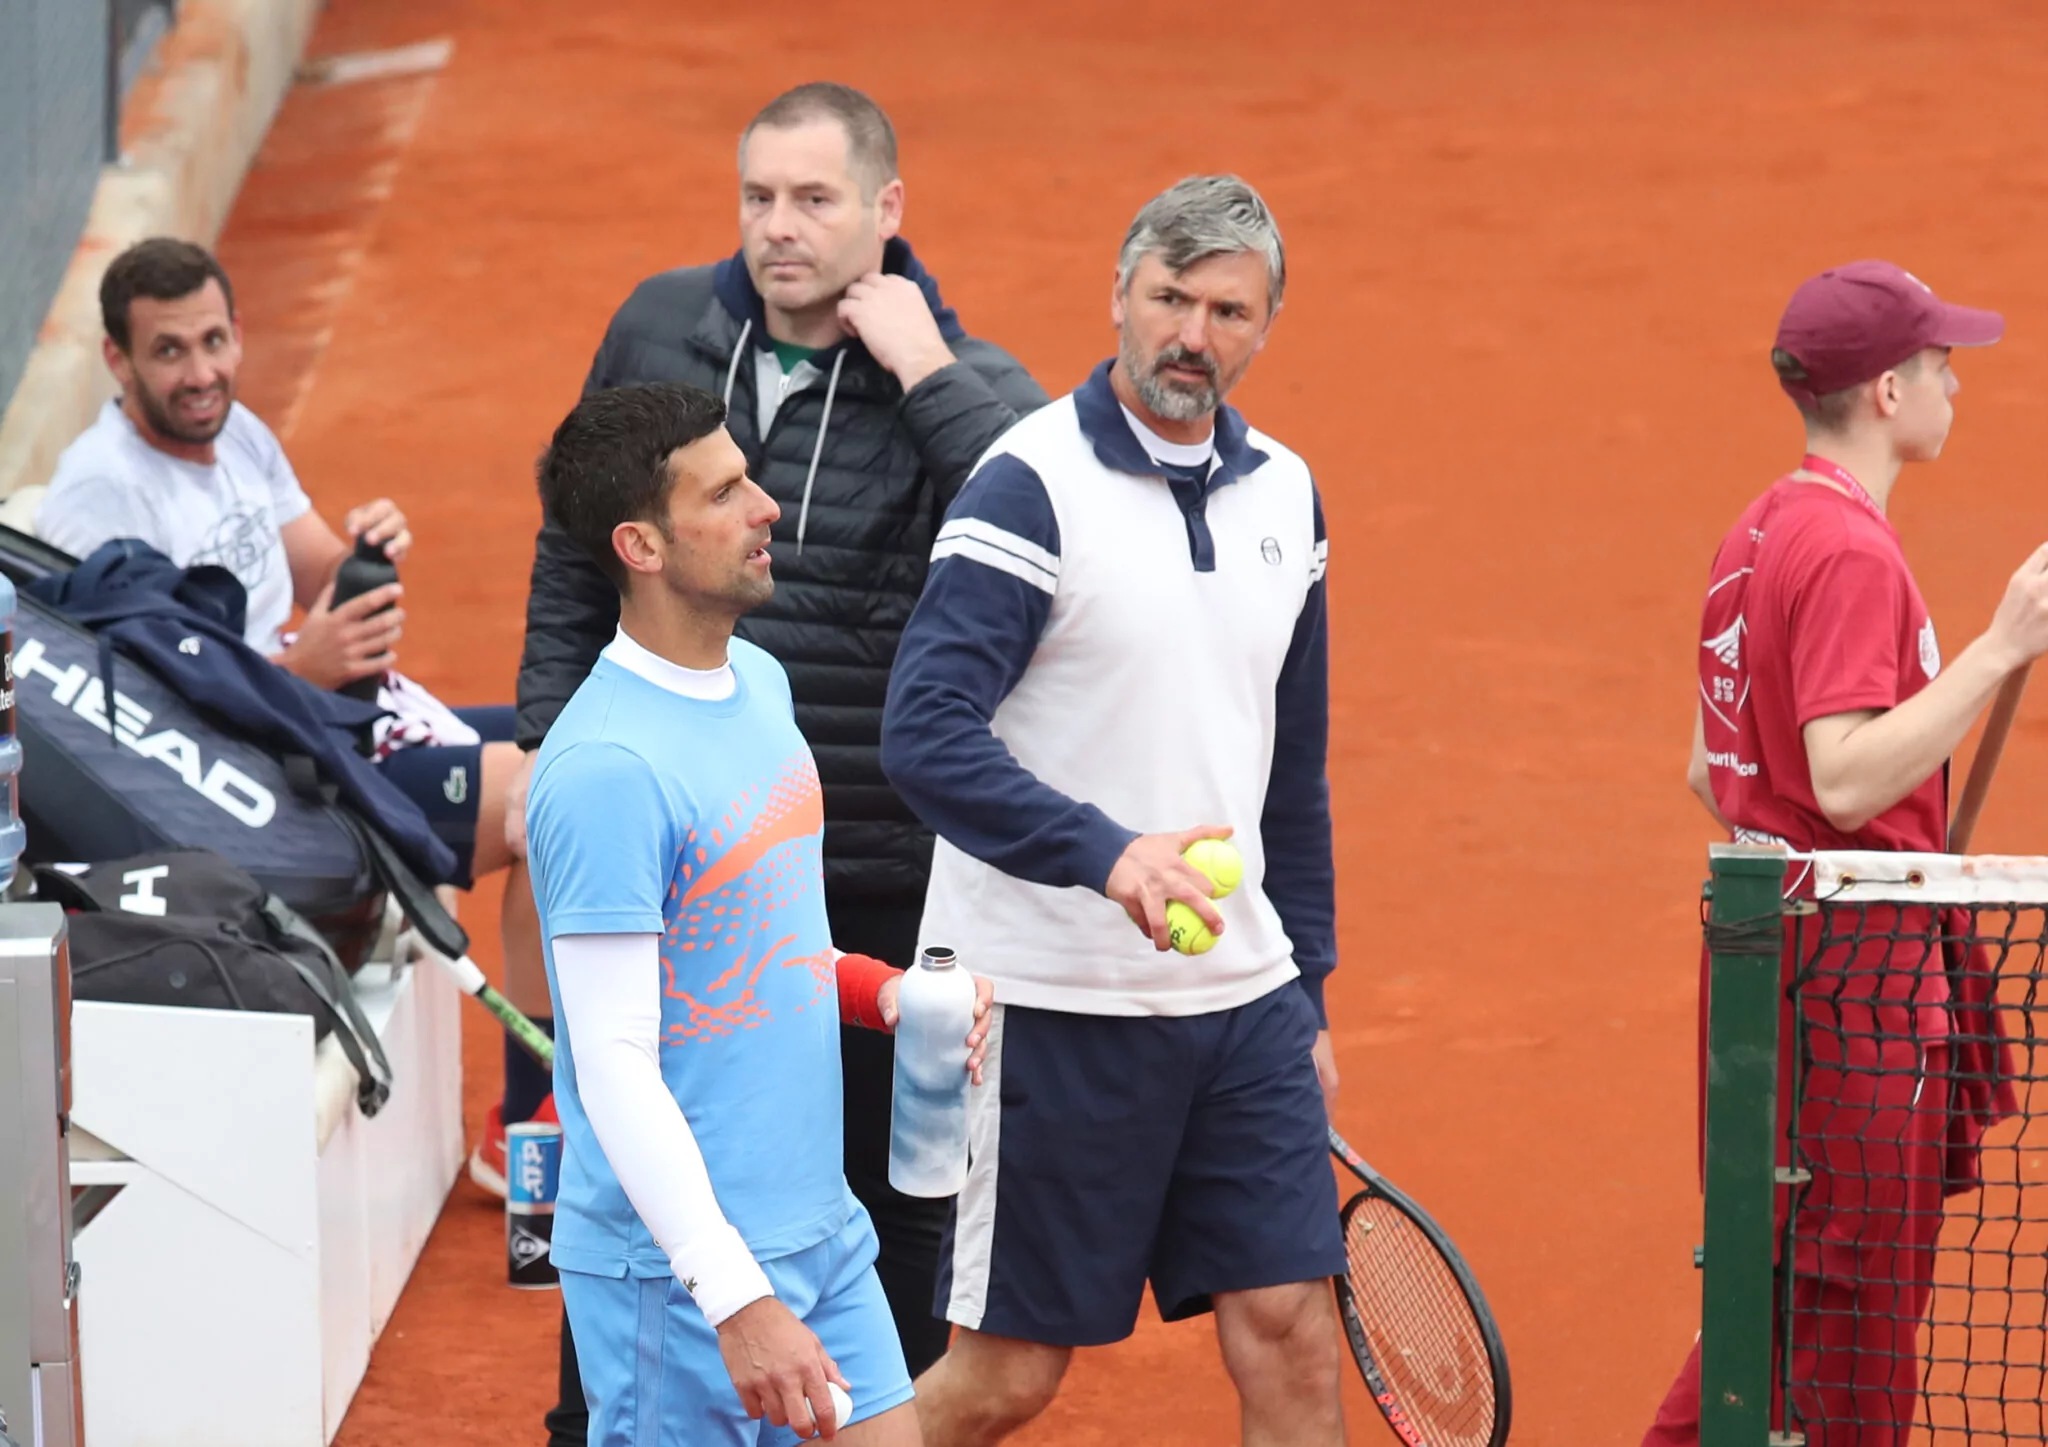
1699, 847, 2048, 1447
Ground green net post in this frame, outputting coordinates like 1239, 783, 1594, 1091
1699, 844, 1790, 1447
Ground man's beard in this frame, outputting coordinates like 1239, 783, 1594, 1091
663, 559, 775, 618
725, 569, 775, 614
133, 374, 232, 445
1122, 333, 1224, 422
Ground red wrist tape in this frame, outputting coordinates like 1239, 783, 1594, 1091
835, 952, 902, 1032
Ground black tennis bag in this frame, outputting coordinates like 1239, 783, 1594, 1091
9, 586, 394, 963
38, 849, 393, 1115
0, 526, 476, 973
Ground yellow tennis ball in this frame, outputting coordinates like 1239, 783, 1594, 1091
1166, 899, 1217, 955
1183, 839, 1243, 899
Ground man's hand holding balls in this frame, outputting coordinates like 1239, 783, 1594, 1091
1104, 827, 1241, 954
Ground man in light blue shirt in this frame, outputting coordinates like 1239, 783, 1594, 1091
528, 381, 975, 1445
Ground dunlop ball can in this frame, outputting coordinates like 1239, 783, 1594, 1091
506, 1120, 562, 1289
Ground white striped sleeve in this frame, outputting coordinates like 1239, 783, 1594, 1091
883, 450, 1137, 894
932, 516, 1060, 594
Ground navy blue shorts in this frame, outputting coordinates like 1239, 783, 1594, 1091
935, 981, 1343, 1347
374, 704, 514, 889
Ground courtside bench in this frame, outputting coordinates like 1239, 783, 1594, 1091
63, 900, 465, 1446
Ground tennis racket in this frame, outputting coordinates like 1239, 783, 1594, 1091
440, 951, 555, 1066
1327, 1126, 1511, 1447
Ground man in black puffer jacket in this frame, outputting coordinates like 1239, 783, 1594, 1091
516, 82, 1045, 1440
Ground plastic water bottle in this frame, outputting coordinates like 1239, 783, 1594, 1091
0, 572, 26, 891
329, 535, 398, 701
888, 946, 977, 1197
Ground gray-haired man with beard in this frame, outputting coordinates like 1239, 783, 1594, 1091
881, 175, 1344, 1446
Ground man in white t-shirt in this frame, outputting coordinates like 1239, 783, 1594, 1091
36, 239, 553, 1189
39, 244, 406, 675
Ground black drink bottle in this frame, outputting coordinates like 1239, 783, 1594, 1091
330, 535, 398, 701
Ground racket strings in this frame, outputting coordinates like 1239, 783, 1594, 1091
1343, 1197, 1497, 1447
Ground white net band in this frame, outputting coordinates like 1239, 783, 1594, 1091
1706, 843, 2048, 903
1810, 850, 2048, 905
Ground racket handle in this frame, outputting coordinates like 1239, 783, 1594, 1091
480, 982, 556, 1068
432, 953, 556, 1067
1327, 1124, 1367, 1172
439, 951, 490, 995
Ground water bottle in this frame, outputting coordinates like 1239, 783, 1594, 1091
329, 535, 399, 701
888, 946, 977, 1197
0, 572, 26, 892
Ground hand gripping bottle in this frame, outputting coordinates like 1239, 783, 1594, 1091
888, 946, 977, 1197
329, 535, 398, 701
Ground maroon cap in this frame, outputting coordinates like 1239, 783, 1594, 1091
1772, 260, 2004, 404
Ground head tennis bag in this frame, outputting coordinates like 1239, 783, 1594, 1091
38, 849, 393, 1116
0, 527, 388, 964
9, 584, 391, 964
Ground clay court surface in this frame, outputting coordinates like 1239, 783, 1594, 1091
194, 1, 2048, 1441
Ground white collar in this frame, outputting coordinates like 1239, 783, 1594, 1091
755, 345, 822, 387
1120, 403, 1215, 469
601, 627, 737, 701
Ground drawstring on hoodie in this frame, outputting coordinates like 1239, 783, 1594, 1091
721, 319, 752, 408
795, 350, 844, 555
719, 302, 847, 555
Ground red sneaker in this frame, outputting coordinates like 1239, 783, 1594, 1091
469, 1105, 510, 1198
468, 1093, 556, 1199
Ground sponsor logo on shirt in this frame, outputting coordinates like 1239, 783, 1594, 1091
443, 765, 469, 805
1703, 617, 1745, 669
191, 507, 278, 587
1919, 618, 1941, 680
1705, 749, 1759, 778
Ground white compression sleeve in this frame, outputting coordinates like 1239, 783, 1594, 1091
551, 932, 772, 1324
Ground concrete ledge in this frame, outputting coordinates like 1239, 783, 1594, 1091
0, 0, 323, 501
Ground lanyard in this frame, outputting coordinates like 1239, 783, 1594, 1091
1798, 453, 1885, 520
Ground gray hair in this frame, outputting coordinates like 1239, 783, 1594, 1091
1115, 175, 1286, 311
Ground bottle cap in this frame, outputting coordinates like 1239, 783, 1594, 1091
919, 946, 958, 970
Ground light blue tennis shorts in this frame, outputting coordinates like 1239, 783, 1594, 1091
560, 1209, 915, 1447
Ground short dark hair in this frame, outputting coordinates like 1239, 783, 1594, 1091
536, 383, 730, 589
740, 82, 898, 198
100, 238, 236, 352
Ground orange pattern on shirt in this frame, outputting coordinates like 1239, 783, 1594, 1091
658, 754, 835, 1044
